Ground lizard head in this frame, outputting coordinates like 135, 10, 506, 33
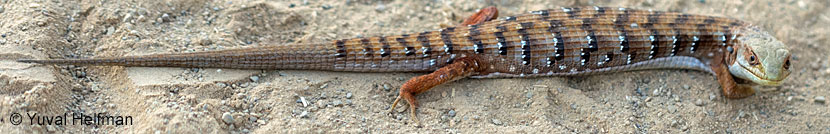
727, 26, 791, 86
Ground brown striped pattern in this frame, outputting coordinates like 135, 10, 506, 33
21, 7, 750, 75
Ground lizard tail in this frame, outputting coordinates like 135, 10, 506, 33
16, 42, 339, 70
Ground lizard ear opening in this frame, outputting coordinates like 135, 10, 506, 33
783, 55, 791, 70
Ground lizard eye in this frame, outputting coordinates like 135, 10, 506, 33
783, 58, 791, 70
749, 55, 756, 62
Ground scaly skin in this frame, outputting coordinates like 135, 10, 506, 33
17, 7, 791, 126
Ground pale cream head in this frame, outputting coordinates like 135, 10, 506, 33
728, 26, 791, 86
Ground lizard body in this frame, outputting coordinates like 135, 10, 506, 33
18, 7, 792, 125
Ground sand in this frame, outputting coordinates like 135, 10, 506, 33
0, 0, 828, 133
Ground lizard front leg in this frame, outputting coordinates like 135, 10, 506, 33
711, 50, 755, 99
712, 63, 755, 99
388, 56, 487, 126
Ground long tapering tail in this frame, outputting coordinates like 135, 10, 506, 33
17, 43, 339, 70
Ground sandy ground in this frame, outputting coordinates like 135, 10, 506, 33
0, 0, 828, 133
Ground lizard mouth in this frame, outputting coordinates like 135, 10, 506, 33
739, 64, 784, 86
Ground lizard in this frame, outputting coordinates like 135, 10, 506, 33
17, 6, 792, 126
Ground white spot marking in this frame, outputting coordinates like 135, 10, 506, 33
586, 36, 593, 47
510, 66, 516, 72
562, 7, 571, 12
559, 65, 567, 70
473, 44, 480, 54
720, 35, 727, 42
630, 23, 639, 28
533, 68, 540, 74
626, 54, 632, 64
546, 57, 552, 67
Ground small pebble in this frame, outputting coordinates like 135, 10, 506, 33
695, 99, 705, 106
300, 97, 308, 107
737, 110, 746, 118
345, 93, 353, 99
0, 6, 4, 13
221, 112, 234, 124
382, 83, 392, 91
36, 21, 46, 26
794, 96, 806, 101
815, 96, 826, 104
491, 119, 503, 125
299, 111, 309, 118
289, 4, 296, 8
249, 76, 259, 82
448, 110, 456, 117
682, 85, 690, 90
248, 116, 257, 122
333, 100, 343, 107
374, 4, 386, 12
46, 125, 56, 132
161, 13, 171, 22
321, 5, 333, 10
320, 93, 327, 99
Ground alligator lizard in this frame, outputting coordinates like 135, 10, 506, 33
18, 6, 792, 125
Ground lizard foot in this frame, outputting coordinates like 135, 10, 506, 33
388, 56, 486, 126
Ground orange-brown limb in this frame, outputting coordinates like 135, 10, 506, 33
388, 56, 487, 126
388, 6, 498, 126
711, 51, 755, 99
460, 6, 499, 25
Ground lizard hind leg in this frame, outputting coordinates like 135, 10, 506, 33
387, 56, 487, 126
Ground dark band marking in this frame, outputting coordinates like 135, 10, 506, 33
397, 34, 415, 56
594, 7, 606, 18
620, 28, 630, 52
417, 32, 432, 56
441, 27, 456, 53
582, 19, 598, 66
605, 52, 614, 65
495, 25, 508, 55
615, 9, 630, 26
531, 10, 550, 20
379, 36, 390, 57
703, 17, 717, 24
729, 22, 742, 27
467, 25, 485, 54
335, 39, 346, 58
518, 22, 535, 65
548, 20, 566, 61
361, 38, 373, 57
505, 16, 517, 21
566, 7, 579, 19
646, 12, 662, 58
